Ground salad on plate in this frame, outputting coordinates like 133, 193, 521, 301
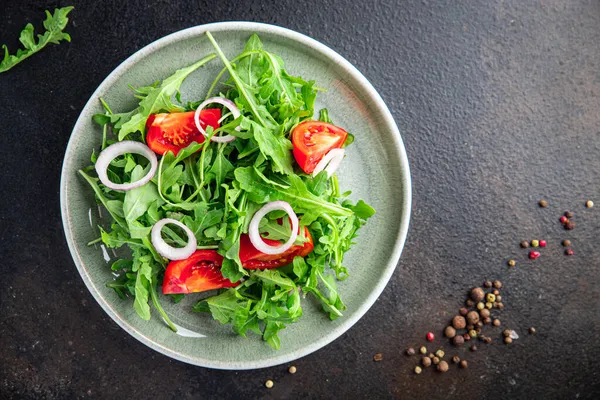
80, 32, 374, 349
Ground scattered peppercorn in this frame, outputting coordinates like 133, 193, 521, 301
420, 346, 427, 354
452, 355, 461, 364
496, 295, 502, 302
265, 380, 274, 389
520, 241, 529, 248
529, 327, 536, 334
479, 308, 490, 319
437, 361, 449, 372
471, 287, 485, 302
453, 335, 465, 347
426, 332, 435, 342
486, 293, 496, 303
406, 347, 416, 356
373, 353, 383, 361
466, 311, 480, 325
445, 326, 456, 339
466, 299, 475, 307
485, 302, 493, 309
586, 200, 594, 208
460, 360, 468, 369
468, 330, 477, 338
497, 303, 504, 310
484, 280, 493, 288
477, 302, 485, 310
459, 307, 468, 316
562, 239, 571, 247
493, 281, 502, 289
289, 366, 297, 374
504, 337, 513, 344
565, 221, 575, 230
422, 357, 432, 367
428, 353, 435, 359
492, 289, 499, 295
565, 248, 574, 256
503, 329, 512, 337
483, 317, 492, 324
482, 336, 492, 344
463, 333, 471, 341
466, 324, 474, 331
432, 357, 440, 365
508, 259, 516, 267
565, 211, 574, 218
539, 200, 548, 207
529, 251, 541, 260
475, 327, 481, 335
540, 240, 547, 247
414, 366, 422, 374
470, 345, 478, 352
435, 350, 445, 359
560, 216, 568, 224
493, 319, 501, 327
531, 239, 539, 248
476, 321, 483, 328
452, 316, 467, 330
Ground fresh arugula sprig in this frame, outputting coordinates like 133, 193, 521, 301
0, 6, 74, 73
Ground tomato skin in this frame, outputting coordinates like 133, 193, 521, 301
146, 109, 221, 156
162, 250, 239, 294
291, 121, 348, 174
239, 227, 314, 270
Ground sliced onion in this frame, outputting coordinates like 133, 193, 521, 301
249, 201, 299, 255
95, 141, 158, 191
312, 148, 345, 178
194, 96, 240, 143
151, 218, 197, 260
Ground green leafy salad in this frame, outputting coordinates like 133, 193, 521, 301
81, 32, 374, 349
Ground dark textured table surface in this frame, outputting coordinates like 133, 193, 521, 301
2, 0, 600, 398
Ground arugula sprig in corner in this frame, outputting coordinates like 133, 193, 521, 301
0, 6, 74, 73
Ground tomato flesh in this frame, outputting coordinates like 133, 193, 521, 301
146, 109, 221, 155
291, 121, 348, 174
162, 250, 239, 294
239, 226, 314, 269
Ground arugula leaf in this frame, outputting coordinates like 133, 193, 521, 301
133, 262, 152, 320
123, 165, 163, 237
235, 166, 352, 218
0, 6, 74, 73
117, 54, 216, 140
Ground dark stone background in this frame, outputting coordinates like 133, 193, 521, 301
1, 0, 600, 398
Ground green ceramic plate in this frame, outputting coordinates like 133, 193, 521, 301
60, 22, 411, 369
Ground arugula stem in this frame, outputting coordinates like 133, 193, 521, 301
149, 279, 177, 332
205, 50, 263, 99
206, 32, 268, 127
87, 237, 102, 246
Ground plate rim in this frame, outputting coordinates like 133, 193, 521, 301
60, 21, 412, 370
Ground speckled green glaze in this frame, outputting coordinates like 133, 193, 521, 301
60, 22, 411, 370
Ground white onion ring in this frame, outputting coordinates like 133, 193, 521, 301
249, 201, 299, 255
95, 141, 158, 191
194, 97, 240, 143
312, 148, 345, 178
151, 218, 197, 260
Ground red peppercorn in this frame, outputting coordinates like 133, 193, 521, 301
559, 216, 568, 224
539, 240, 547, 247
565, 248, 574, 256
529, 251, 541, 260
426, 332, 435, 342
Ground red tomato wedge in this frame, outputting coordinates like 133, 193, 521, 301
239, 226, 314, 270
291, 121, 348, 174
146, 109, 221, 155
162, 250, 239, 294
